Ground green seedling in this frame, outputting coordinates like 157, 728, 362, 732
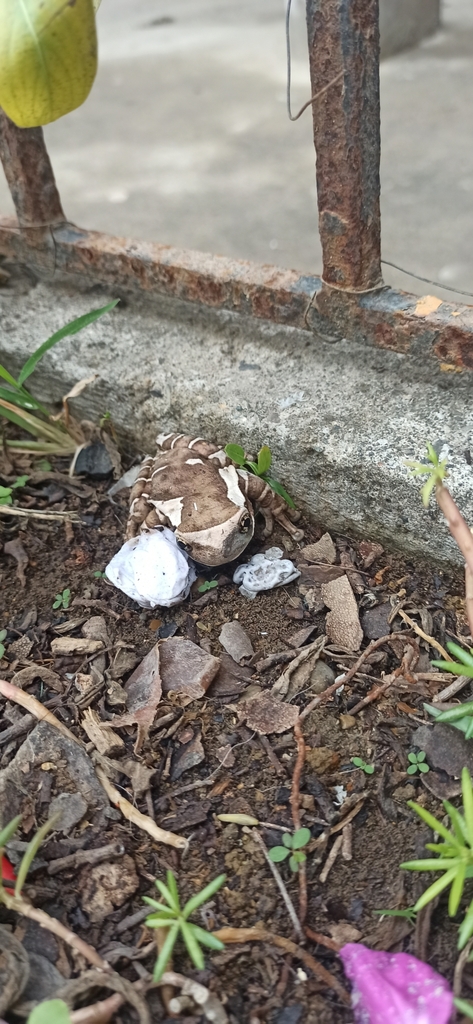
198, 580, 218, 593
406, 751, 429, 775
0, 629, 6, 659
93, 570, 107, 579
0, 302, 118, 456
268, 827, 311, 873
144, 869, 226, 981
0, 813, 58, 904
432, 640, 473, 682
53, 588, 71, 611
405, 442, 448, 507
224, 442, 295, 509
373, 906, 417, 924
36, 458, 52, 472
351, 756, 375, 775
0, 474, 29, 506
401, 767, 473, 949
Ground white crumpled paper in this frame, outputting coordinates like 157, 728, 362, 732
105, 527, 196, 609
233, 546, 300, 599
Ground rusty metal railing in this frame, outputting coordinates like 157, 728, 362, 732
0, 0, 471, 368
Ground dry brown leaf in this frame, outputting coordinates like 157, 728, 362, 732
271, 635, 327, 699
239, 694, 299, 735
12, 665, 62, 693
218, 621, 254, 663
106, 643, 162, 751
4, 538, 28, 587
160, 638, 220, 701
322, 576, 363, 651
300, 533, 336, 564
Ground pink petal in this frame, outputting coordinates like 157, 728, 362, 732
340, 943, 453, 1024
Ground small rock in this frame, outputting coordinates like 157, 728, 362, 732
219, 621, 254, 662
310, 660, 336, 694
21, 952, 65, 1003
361, 603, 392, 640
49, 792, 88, 831
80, 855, 139, 922
412, 724, 473, 779
51, 637, 104, 656
322, 575, 363, 651
393, 784, 416, 802
160, 637, 220, 701
299, 564, 344, 586
74, 442, 114, 478
287, 623, 318, 648
275, 1006, 303, 1024
171, 731, 205, 780
328, 922, 362, 945
339, 714, 357, 730
300, 533, 336, 564
305, 747, 340, 774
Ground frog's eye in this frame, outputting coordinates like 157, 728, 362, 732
238, 512, 252, 534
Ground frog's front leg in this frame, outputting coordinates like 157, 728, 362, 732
126, 456, 168, 538
240, 472, 304, 542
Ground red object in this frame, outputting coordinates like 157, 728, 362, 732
1, 854, 16, 892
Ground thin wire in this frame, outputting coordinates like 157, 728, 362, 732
381, 260, 473, 300
286, 0, 344, 121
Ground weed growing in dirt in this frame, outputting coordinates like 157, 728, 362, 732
425, 698, 473, 739
0, 629, 6, 659
0, 301, 117, 456
373, 906, 417, 924
0, 814, 58, 903
406, 751, 429, 775
92, 569, 107, 579
0, 474, 29, 505
52, 588, 71, 610
144, 869, 226, 980
268, 827, 311, 872
401, 767, 473, 949
351, 756, 375, 775
198, 580, 218, 593
224, 442, 295, 508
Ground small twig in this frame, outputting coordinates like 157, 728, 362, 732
0, 679, 82, 745
328, 797, 366, 836
259, 734, 286, 775
70, 993, 123, 1024
454, 937, 473, 997
434, 675, 471, 702
95, 767, 187, 850
320, 834, 343, 884
213, 926, 350, 1004
349, 670, 401, 716
48, 842, 125, 876
0, 506, 80, 521
6, 895, 111, 972
290, 719, 307, 925
341, 823, 352, 862
251, 829, 304, 942
436, 482, 473, 578
304, 926, 340, 953
395, 609, 449, 660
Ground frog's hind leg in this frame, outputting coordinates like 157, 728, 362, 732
242, 474, 304, 542
125, 456, 154, 538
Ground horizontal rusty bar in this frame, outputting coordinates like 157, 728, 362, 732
0, 218, 472, 367
306, 0, 382, 292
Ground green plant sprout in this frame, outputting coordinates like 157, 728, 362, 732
425, 700, 473, 740
0, 814, 58, 906
405, 442, 448, 507
0, 475, 29, 505
144, 869, 226, 981
400, 767, 473, 950
93, 569, 107, 579
0, 629, 6, 659
373, 906, 417, 924
406, 751, 429, 775
53, 588, 71, 611
432, 641, 473, 681
351, 756, 375, 775
198, 580, 218, 593
0, 302, 117, 456
224, 443, 295, 509
268, 827, 311, 872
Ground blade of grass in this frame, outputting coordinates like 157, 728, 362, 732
153, 921, 179, 982
406, 801, 462, 848
449, 862, 466, 916
18, 301, 119, 385
0, 815, 22, 848
180, 921, 205, 969
15, 815, 59, 896
412, 867, 459, 911
182, 873, 226, 918
462, 769, 473, 848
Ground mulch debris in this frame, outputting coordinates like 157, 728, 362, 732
0, 454, 472, 1022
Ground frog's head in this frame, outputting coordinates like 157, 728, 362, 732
176, 505, 254, 566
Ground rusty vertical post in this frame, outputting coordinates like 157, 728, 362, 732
306, 0, 382, 292
0, 109, 66, 273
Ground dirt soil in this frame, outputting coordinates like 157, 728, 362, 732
0, 455, 472, 1024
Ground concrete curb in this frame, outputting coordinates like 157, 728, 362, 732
1, 276, 472, 566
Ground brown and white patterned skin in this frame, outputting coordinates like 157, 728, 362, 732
126, 433, 303, 566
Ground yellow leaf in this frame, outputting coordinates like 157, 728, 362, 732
0, 0, 97, 128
